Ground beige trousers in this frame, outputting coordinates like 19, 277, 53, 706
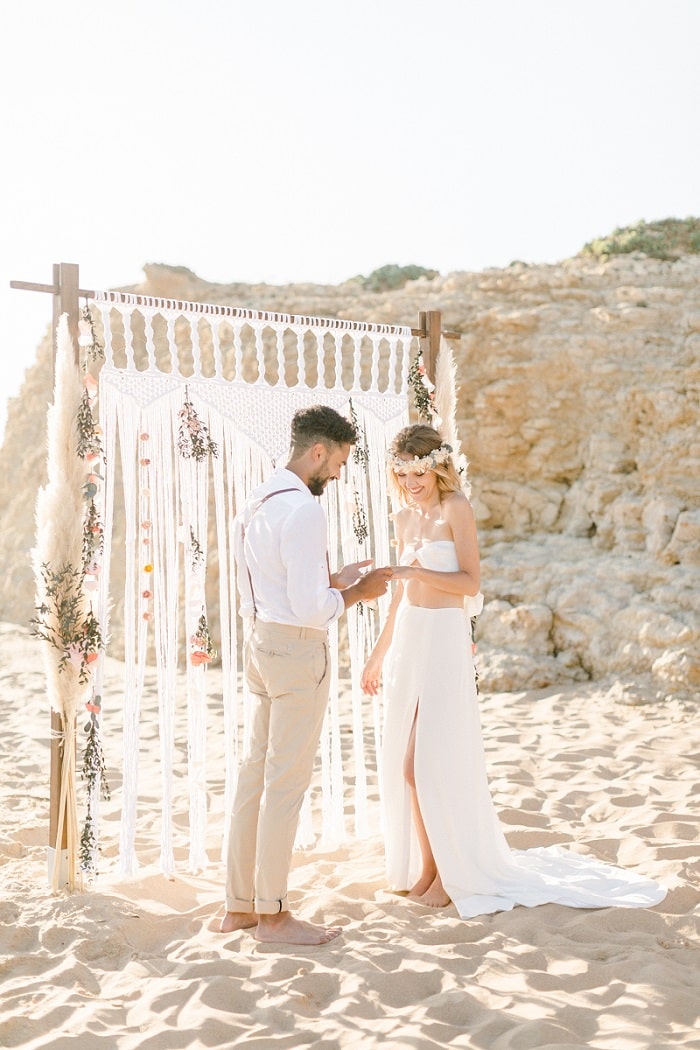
225, 620, 330, 915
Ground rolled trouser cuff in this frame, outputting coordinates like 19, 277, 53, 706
225, 896, 255, 914
255, 894, 288, 915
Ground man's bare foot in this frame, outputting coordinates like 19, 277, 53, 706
420, 875, 451, 909
255, 911, 342, 945
219, 910, 259, 933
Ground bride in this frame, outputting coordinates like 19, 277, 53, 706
361, 423, 666, 919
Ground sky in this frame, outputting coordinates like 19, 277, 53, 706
1, 0, 698, 440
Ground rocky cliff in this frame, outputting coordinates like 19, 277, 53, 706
1, 248, 698, 698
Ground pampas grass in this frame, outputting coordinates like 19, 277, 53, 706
433, 336, 470, 493
32, 314, 88, 890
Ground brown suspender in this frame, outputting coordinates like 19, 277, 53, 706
242, 488, 298, 620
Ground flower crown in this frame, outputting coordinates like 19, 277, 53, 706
387, 443, 453, 475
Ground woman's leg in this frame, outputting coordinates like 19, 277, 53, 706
404, 707, 451, 907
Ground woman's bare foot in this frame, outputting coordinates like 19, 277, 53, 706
255, 911, 342, 945
407, 868, 438, 899
219, 910, 259, 933
420, 875, 451, 908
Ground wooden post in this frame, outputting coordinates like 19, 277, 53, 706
418, 309, 442, 384
48, 263, 81, 887
52, 262, 81, 365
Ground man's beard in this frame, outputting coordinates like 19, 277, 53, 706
308, 473, 327, 497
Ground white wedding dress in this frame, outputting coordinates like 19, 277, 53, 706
380, 540, 667, 919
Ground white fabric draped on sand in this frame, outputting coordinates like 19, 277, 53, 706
382, 542, 667, 918
91, 291, 411, 876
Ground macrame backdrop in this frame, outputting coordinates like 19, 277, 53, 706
91, 291, 413, 877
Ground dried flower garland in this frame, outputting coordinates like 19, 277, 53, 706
190, 612, 216, 666
177, 387, 218, 461
352, 488, 369, 544
408, 351, 436, 421
139, 432, 154, 624
189, 527, 204, 571
32, 359, 109, 878
349, 398, 369, 470
471, 616, 480, 695
32, 564, 103, 682
78, 305, 104, 364
80, 694, 111, 875
77, 369, 109, 874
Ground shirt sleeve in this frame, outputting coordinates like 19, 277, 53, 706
233, 513, 255, 619
280, 501, 344, 628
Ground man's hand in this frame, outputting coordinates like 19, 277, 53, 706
347, 566, 392, 605
332, 559, 373, 590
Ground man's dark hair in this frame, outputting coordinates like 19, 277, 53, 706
290, 405, 357, 455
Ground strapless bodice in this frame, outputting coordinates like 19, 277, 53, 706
399, 540, 484, 616
400, 539, 459, 571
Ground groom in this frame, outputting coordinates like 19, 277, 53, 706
220, 405, 392, 945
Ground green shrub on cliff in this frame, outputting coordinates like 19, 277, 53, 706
350, 263, 439, 292
582, 217, 700, 261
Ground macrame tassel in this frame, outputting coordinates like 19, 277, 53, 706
114, 400, 143, 876
209, 414, 237, 862
318, 481, 345, 847
146, 399, 181, 877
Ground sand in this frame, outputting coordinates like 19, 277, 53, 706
0, 620, 698, 1049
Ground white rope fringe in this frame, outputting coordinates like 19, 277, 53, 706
93, 291, 411, 875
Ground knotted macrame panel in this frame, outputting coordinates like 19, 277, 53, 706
91, 291, 413, 876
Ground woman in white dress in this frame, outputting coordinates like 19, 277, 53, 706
361, 424, 666, 919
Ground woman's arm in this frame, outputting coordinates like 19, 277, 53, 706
360, 579, 404, 695
361, 515, 406, 695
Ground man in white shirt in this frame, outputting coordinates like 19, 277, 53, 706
220, 405, 392, 945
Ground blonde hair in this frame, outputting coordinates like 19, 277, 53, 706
387, 424, 463, 506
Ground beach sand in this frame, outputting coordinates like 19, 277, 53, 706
0, 620, 698, 1049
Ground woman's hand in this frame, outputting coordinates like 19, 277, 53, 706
361, 652, 384, 695
388, 564, 415, 581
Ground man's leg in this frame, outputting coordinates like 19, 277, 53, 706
251, 626, 341, 944
221, 643, 270, 932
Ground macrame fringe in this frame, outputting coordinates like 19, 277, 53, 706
92, 292, 412, 876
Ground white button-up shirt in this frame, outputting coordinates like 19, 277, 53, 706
234, 467, 344, 630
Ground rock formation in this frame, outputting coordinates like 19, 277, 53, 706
1, 247, 698, 698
